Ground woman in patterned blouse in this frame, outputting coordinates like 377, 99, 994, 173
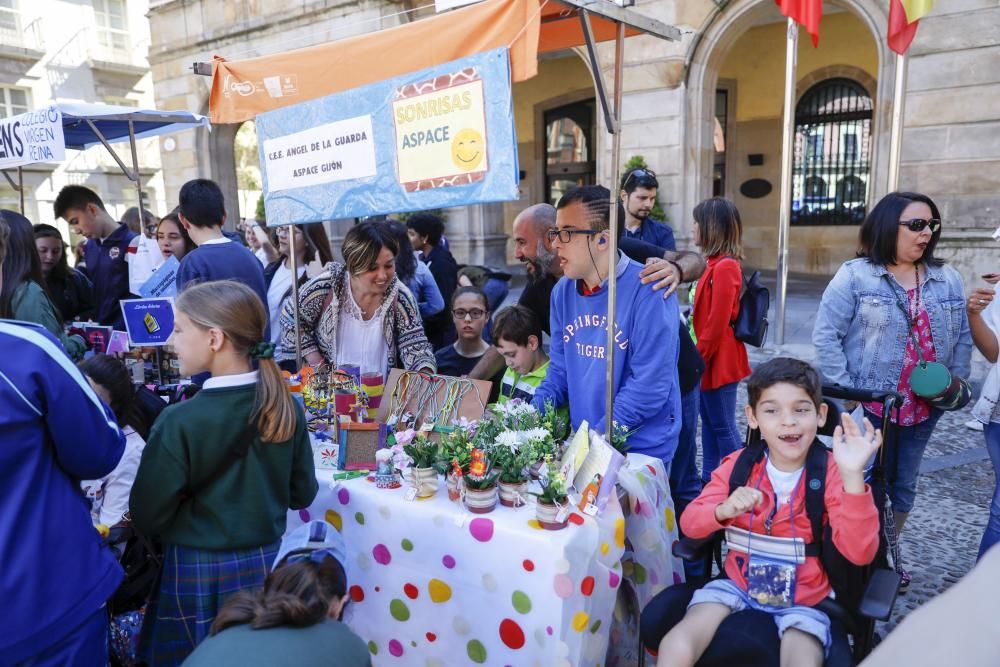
280, 221, 435, 376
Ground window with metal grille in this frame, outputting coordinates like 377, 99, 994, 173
94, 0, 129, 55
543, 100, 595, 206
791, 77, 873, 226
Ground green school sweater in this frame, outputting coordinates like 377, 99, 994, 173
130, 383, 318, 550
183, 619, 371, 667
11, 281, 86, 360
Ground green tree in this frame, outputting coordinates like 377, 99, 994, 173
255, 194, 266, 223
621, 155, 666, 221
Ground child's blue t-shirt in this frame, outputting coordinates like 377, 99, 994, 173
176, 239, 268, 312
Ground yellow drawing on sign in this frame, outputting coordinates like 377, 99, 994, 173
143, 312, 160, 334
451, 129, 484, 171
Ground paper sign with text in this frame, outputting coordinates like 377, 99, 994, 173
0, 105, 65, 169
138, 255, 180, 298
256, 48, 517, 225
121, 298, 175, 347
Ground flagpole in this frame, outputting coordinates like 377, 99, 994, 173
887, 52, 908, 192
774, 17, 798, 347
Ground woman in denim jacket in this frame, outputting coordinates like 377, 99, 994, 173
814, 192, 971, 590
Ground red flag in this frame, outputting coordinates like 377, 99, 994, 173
888, 0, 920, 54
775, 0, 823, 47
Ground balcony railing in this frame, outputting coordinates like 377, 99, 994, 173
88, 28, 149, 72
0, 16, 45, 55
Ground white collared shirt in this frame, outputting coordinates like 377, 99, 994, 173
200, 236, 232, 246
202, 370, 258, 389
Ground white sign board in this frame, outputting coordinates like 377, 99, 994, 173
262, 114, 377, 193
0, 105, 65, 169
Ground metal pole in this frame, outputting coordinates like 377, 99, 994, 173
288, 226, 303, 369
127, 121, 144, 219
605, 21, 624, 434
17, 166, 23, 214
887, 52, 908, 192
774, 17, 798, 347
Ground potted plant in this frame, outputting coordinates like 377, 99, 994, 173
437, 423, 475, 502
493, 432, 540, 508
394, 429, 440, 498
533, 459, 570, 530
463, 449, 500, 514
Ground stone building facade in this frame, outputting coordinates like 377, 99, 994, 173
147, 0, 1000, 278
0, 0, 165, 235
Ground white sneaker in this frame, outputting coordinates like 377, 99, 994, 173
966, 419, 984, 432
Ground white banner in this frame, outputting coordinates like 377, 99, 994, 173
0, 105, 65, 169
262, 114, 377, 193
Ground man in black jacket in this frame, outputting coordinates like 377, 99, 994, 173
407, 213, 459, 349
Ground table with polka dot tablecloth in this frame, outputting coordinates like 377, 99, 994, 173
288, 470, 629, 666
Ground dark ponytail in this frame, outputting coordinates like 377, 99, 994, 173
78, 353, 150, 440
210, 556, 348, 635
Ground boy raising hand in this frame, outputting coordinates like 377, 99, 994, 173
659, 358, 882, 667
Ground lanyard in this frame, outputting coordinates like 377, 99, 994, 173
746, 459, 803, 552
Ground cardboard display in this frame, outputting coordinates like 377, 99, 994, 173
376, 368, 492, 431
338, 421, 386, 470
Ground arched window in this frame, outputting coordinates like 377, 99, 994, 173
791, 78, 872, 226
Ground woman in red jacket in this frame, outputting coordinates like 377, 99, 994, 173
692, 197, 751, 481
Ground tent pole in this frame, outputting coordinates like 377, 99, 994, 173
887, 52, 907, 192
85, 119, 136, 179
774, 17, 798, 347
127, 121, 146, 225
288, 226, 303, 369
604, 22, 624, 436
17, 167, 23, 214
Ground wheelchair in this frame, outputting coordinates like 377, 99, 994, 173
639, 385, 904, 666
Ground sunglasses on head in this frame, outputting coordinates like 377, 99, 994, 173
899, 218, 941, 233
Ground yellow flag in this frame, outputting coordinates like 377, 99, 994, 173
901, 0, 935, 23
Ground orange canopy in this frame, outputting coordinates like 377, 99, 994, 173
209, 0, 640, 124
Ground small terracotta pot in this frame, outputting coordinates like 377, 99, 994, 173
499, 480, 529, 508
535, 499, 569, 530
408, 466, 439, 498
464, 486, 498, 514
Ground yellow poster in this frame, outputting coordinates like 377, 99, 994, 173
392, 68, 488, 192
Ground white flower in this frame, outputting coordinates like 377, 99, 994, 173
494, 430, 523, 450
524, 427, 550, 443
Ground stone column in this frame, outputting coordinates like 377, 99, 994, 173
443, 202, 508, 267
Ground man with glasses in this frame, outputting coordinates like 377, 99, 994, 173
468, 203, 705, 382
530, 185, 682, 466
620, 168, 677, 250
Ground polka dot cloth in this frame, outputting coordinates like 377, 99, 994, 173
283, 440, 687, 665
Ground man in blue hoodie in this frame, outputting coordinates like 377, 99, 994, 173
0, 216, 126, 665
532, 185, 682, 464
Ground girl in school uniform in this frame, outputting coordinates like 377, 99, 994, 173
130, 280, 318, 666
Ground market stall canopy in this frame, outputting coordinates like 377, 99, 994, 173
207, 0, 679, 124
58, 102, 209, 150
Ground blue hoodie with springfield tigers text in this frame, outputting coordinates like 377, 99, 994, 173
0, 320, 125, 662
532, 253, 682, 463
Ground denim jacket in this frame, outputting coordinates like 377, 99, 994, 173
813, 258, 972, 391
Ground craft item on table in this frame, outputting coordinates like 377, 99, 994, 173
462, 448, 499, 514
578, 474, 601, 516
338, 421, 387, 470
534, 459, 570, 530
559, 421, 591, 482
331, 469, 369, 482
576, 431, 625, 513
361, 371, 384, 419
312, 438, 339, 469
106, 330, 130, 354
375, 448, 401, 489
338, 362, 361, 386
378, 369, 491, 432
447, 458, 464, 501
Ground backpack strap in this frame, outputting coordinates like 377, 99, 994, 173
803, 439, 829, 557
728, 437, 766, 495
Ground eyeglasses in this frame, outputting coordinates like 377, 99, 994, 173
545, 228, 599, 244
899, 218, 941, 234
453, 308, 486, 320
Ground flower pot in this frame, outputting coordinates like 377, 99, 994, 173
535, 500, 569, 530
464, 486, 498, 514
447, 472, 463, 502
408, 466, 439, 498
529, 460, 545, 480
499, 480, 529, 508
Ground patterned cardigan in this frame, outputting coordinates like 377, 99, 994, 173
279, 262, 436, 372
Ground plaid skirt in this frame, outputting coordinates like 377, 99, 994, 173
138, 541, 279, 667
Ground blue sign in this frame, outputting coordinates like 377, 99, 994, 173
121, 298, 175, 347
256, 48, 518, 225
138, 255, 180, 298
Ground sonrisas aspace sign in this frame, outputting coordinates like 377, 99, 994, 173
256, 48, 518, 225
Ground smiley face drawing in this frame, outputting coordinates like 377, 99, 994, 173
451, 128, 485, 171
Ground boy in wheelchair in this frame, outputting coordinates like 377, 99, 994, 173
657, 358, 882, 667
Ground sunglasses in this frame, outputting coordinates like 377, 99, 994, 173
453, 308, 486, 320
545, 228, 599, 244
898, 218, 941, 234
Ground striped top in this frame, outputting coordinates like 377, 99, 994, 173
498, 360, 550, 404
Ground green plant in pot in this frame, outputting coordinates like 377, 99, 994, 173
493, 433, 539, 508
463, 448, 500, 514
533, 458, 570, 530
395, 429, 440, 498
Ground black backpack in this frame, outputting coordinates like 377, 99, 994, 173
732, 269, 769, 347
728, 438, 865, 612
